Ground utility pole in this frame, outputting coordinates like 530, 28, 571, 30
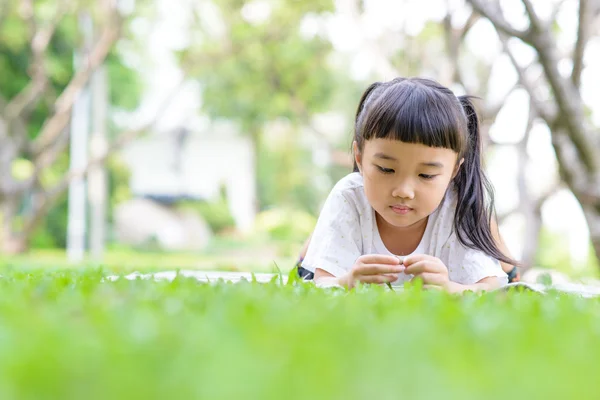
66, 13, 93, 262
88, 65, 108, 261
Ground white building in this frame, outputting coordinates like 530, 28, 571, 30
120, 123, 256, 232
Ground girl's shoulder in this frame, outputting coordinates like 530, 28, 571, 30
331, 172, 364, 194
325, 172, 370, 214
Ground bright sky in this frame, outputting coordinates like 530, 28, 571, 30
120, 0, 599, 267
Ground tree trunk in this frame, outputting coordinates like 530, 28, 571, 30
516, 103, 543, 270
591, 235, 600, 267
467, 0, 600, 272
1, 198, 27, 254
582, 203, 600, 266
521, 205, 542, 269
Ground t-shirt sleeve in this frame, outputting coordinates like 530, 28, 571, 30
448, 246, 508, 286
301, 188, 363, 278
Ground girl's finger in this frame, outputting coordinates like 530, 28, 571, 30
403, 261, 430, 275
358, 254, 401, 265
357, 264, 405, 275
404, 261, 446, 276
403, 254, 438, 266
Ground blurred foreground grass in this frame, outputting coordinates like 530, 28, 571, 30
0, 268, 598, 399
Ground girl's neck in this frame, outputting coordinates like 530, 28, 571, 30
375, 213, 429, 256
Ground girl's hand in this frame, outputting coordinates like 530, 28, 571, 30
343, 254, 404, 289
403, 254, 451, 291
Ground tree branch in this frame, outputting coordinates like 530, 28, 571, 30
31, 127, 71, 179
514, 99, 538, 216
467, 0, 531, 42
0, 96, 29, 145
0, 96, 29, 197
517, 0, 599, 173
442, 9, 483, 93
460, 11, 480, 42
31, 17, 121, 156
498, 34, 556, 123
483, 85, 517, 124
20, 0, 36, 42
4, 1, 69, 123
19, 82, 185, 238
527, 38, 599, 175
548, 0, 568, 25
572, 0, 591, 88
4, 77, 49, 124
550, 126, 590, 196
520, 0, 545, 32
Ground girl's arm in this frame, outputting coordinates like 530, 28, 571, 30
313, 268, 346, 288
490, 218, 520, 281
446, 276, 503, 294
297, 234, 312, 262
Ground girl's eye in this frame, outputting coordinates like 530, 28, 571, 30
419, 174, 436, 180
376, 166, 395, 174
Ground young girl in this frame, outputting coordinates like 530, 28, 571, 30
300, 77, 518, 292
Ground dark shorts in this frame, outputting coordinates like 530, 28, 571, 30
295, 257, 314, 280
507, 266, 519, 283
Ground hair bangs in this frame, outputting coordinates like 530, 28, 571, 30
361, 80, 465, 154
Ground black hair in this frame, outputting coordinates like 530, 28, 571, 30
352, 77, 517, 265
351, 81, 389, 172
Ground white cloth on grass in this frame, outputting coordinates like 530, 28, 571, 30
301, 173, 508, 286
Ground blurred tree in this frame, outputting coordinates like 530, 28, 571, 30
0, 0, 142, 253
179, 0, 338, 210
467, 0, 600, 269
441, 7, 559, 269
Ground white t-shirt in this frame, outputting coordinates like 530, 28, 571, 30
302, 173, 508, 286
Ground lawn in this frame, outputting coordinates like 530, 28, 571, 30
0, 268, 598, 399
0, 246, 297, 274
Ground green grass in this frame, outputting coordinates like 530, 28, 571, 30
0, 268, 599, 399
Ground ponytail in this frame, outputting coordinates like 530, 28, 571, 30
454, 96, 518, 266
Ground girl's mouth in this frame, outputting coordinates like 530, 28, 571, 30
390, 205, 413, 215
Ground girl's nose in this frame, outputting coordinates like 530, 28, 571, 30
391, 181, 414, 200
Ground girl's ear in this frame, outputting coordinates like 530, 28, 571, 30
353, 141, 362, 173
452, 158, 464, 179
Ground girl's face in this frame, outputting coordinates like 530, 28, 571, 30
354, 139, 462, 230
